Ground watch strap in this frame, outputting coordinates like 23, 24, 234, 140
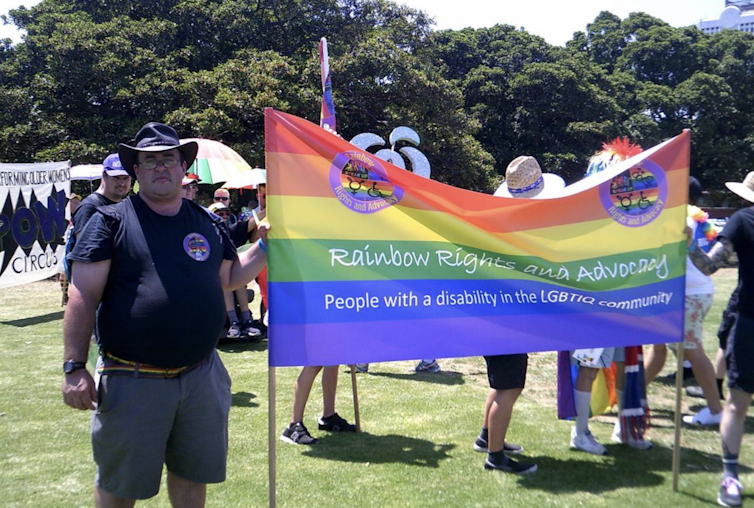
63, 360, 87, 374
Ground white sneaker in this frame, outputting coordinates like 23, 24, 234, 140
682, 407, 722, 426
611, 421, 653, 450
570, 428, 607, 455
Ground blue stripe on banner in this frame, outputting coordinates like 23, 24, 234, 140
269, 277, 685, 325
267, 309, 683, 367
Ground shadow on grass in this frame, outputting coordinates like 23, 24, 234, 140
651, 406, 754, 432
217, 338, 268, 354
231, 391, 258, 408
2, 310, 65, 327
675, 490, 735, 507
519, 442, 750, 494
302, 432, 455, 468
361, 370, 464, 386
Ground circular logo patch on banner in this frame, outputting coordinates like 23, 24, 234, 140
600, 160, 668, 227
328, 151, 404, 214
183, 233, 210, 261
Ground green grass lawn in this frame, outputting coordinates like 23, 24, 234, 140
1, 270, 752, 507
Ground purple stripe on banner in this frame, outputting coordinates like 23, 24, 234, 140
268, 309, 683, 367
269, 278, 684, 325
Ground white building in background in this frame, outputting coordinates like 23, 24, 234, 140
698, 1, 754, 34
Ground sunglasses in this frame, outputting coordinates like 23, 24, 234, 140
216, 211, 231, 217
139, 156, 180, 170
214, 196, 229, 201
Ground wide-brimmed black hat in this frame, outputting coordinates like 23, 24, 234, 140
118, 122, 199, 178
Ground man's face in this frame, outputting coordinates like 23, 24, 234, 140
102, 174, 132, 201
181, 182, 198, 201
135, 149, 186, 201
69, 197, 81, 214
258, 184, 266, 210
214, 190, 230, 206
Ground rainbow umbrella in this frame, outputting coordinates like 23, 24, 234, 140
182, 138, 251, 184
222, 168, 266, 190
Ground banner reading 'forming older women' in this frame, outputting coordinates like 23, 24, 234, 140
0, 162, 70, 288
265, 110, 688, 367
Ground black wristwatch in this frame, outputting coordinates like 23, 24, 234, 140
63, 360, 87, 374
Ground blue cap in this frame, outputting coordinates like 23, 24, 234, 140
102, 154, 129, 177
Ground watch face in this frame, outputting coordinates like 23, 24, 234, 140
64, 361, 85, 374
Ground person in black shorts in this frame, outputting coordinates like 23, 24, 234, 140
473, 354, 533, 473
474, 156, 565, 475
687, 172, 754, 507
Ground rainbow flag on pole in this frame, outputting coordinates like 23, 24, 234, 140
319, 37, 336, 134
265, 109, 688, 367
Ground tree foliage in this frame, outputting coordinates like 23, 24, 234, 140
1, 1, 754, 200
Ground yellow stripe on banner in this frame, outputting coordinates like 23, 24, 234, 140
269, 195, 687, 263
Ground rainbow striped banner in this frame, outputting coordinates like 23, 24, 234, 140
265, 110, 688, 367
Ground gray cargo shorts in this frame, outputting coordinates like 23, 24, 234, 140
92, 350, 232, 499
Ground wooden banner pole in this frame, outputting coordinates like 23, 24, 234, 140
269, 366, 277, 508
350, 365, 361, 432
672, 347, 685, 492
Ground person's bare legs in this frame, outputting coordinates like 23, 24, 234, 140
95, 486, 135, 508
223, 290, 235, 313
234, 286, 250, 314
644, 344, 667, 384
487, 388, 522, 453
292, 366, 323, 423
685, 347, 723, 414
167, 472, 206, 508
482, 388, 495, 429
321, 365, 339, 417
721, 388, 753, 469
716, 348, 726, 377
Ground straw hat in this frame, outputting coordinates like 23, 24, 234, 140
494, 156, 565, 199
725, 171, 754, 203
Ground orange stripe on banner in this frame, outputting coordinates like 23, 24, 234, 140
268, 152, 689, 233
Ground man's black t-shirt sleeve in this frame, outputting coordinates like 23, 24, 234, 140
227, 219, 251, 248
67, 212, 115, 264
72, 203, 100, 236
721, 212, 744, 250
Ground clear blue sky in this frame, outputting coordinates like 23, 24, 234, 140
0, 0, 727, 46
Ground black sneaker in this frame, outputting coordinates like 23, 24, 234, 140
718, 476, 743, 507
318, 412, 356, 432
474, 436, 488, 452
280, 422, 318, 445
666, 367, 695, 382
484, 455, 537, 474
474, 436, 524, 455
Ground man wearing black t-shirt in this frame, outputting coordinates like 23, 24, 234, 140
687, 172, 754, 508
71, 153, 131, 238
62, 122, 268, 507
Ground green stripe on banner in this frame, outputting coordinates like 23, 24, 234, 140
270, 239, 686, 291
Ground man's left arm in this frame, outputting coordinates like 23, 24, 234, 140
221, 224, 269, 291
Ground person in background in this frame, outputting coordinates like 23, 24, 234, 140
208, 201, 262, 339
213, 188, 237, 225
686, 171, 754, 508
181, 177, 199, 201
644, 177, 723, 426
474, 156, 562, 474
72, 154, 131, 239
59, 193, 82, 306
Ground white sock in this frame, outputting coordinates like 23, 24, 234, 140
614, 389, 624, 434
575, 390, 591, 436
